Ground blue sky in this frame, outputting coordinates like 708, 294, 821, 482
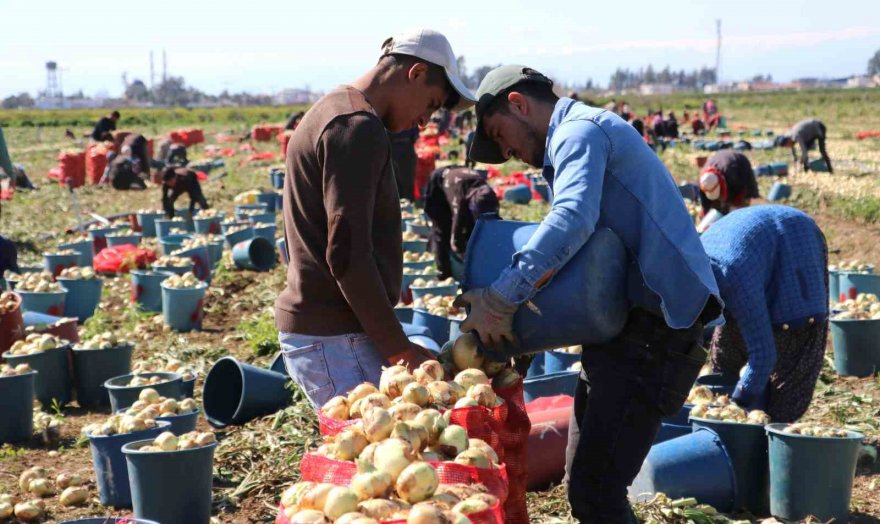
2, 0, 879, 98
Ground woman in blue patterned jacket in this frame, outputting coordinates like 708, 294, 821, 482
701, 205, 829, 422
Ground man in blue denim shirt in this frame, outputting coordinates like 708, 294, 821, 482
461, 66, 723, 523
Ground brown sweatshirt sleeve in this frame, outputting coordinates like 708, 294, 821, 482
318, 113, 411, 358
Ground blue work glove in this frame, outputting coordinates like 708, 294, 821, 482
731, 381, 768, 411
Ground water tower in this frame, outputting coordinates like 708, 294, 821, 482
46, 61, 61, 98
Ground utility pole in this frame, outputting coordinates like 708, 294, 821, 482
150, 50, 155, 89
162, 50, 167, 83
715, 19, 722, 84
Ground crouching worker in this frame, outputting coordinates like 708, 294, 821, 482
105, 150, 147, 190
702, 205, 829, 423
459, 65, 722, 523
423, 166, 499, 280
699, 150, 760, 216
161, 167, 209, 218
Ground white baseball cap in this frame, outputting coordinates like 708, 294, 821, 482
382, 29, 476, 111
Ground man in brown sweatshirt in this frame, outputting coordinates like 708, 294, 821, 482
274, 29, 475, 407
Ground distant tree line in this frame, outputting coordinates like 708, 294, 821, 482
608, 66, 718, 91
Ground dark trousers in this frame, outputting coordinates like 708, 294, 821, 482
564, 310, 706, 523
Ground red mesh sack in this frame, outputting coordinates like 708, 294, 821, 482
494, 379, 530, 524
58, 151, 86, 188
93, 245, 157, 274
276, 499, 503, 524
299, 452, 508, 504
86, 143, 111, 185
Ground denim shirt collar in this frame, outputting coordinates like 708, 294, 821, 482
544, 97, 579, 168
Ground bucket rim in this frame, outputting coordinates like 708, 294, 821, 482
829, 317, 880, 325
130, 269, 175, 278
765, 422, 864, 441
412, 308, 459, 321
116, 407, 201, 420
56, 277, 102, 285
0, 369, 38, 382
160, 282, 209, 292
85, 420, 171, 441
689, 416, 767, 429
2, 343, 73, 360
72, 342, 135, 353
524, 370, 580, 383
104, 371, 183, 391
151, 263, 194, 272
16, 289, 68, 298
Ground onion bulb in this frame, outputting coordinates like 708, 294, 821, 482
467, 439, 499, 464
380, 369, 416, 399
415, 360, 445, 384
396, 461, 439, 503
358, 498, 402, 520
454, 369, 489, 390
348, 383, 379, 405
414, 409, 447, 445
407, 502, 451, 524
289, 509, 329, 523
323, 486, 359, 520
351, 458, 393, 501
300, 483, 336, 511
491, 368, 520, 389
389, 402, 422, 422
391, 421, 423, 452
362, 407, 394, 442
402, 382, 430, 406
465, 384, 496, 408
333, 428, 369, 460
451, 334, 484, 370
437, 425, 468, 457
282, 481, 315, 508
373, 438, 416, 481
321, 396, 350, 420
454, 448, 493, 469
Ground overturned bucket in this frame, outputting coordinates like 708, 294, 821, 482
630, 427, 737, 512
224, 226, 255, 248
202, 356, 291, 427
254, 224, 277, 243
232, 236, 276, 271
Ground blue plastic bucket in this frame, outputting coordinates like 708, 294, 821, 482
160, 283, 208, 332
830, 318, 880, 377
106, 233, 142, 247
225, 226, 255, 248
838, 272, 880, 300
105, 372, 184, 412
394, 306, 413, 324
157, 408, 200, 435
57, 277, 103, 323
151, 263, 192, 277
808, 158, 829, 172
829, 268, 841, 303
2, 345, 72, 406
72, 344, 134, 410
275, 192, 283, 212
221, 220, 251, 234
692, 418, 769, 514
154, 219, 189, 240
534, 182, 551, 202
182, 377, 196, 398
254, 224, 277, 242
678, 182, 700, 201
402, 272, 439, 292
410, 334, 441, 354
411, 284, 458, 302
544, 350, 581, 374
88, 226, 120, 252
232, 237, 276, 271
767, 182, 792, 202
527, 353, 545, 377
130, 270, 173, 312
769, 162, 789, 176
18, 289, 67, 316
270, 168, 285, 189
87, 421, 170, 507
403, 259, 434, 271
234, 203, 268, 220
402, 323, 432, 338
203, 356, 291, 427
276, 238, 288, 265
44, 252, 80, 278
0, 370, 36, 443
248, 212, 275, 226
59, 240, 94, 267
123, 439, 217, 524
695, 373, 739, 397
412, 309, 452, 345
256, 192, 277, 213
503, 184, 532, 204
406, 221, 432, 238
173, 245, 211, 283
630, 427, 737, 511
766, 423, 863, 523
654, 423, 692, 444
207, 240, 224, 268
402, 239, 428, 254
159, 234, 192, 256
137, 211, 166, 238
523, 370, 579, 402
463, 221, 629, 359
401, 217, 413, 233
193, 215, 223, 235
